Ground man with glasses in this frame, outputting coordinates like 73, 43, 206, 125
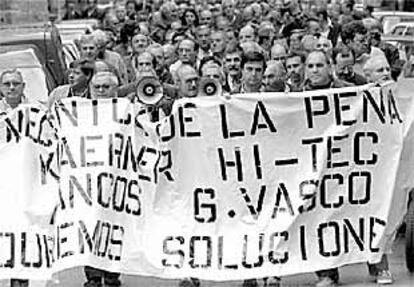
0, 69, 28, 115
0, 69, 29, 286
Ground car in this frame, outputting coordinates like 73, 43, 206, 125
387, 22, 414, 37
372, 11, 414, 35
0, 23, 67, 90
0, 47, 50, 102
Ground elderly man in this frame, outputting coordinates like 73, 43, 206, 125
0, 70, 30, 286
270, 43, 288, 66
263, 61, 286, 92
89, 72, 119, 99
0, 69, 28, 114
224, 46, 243, 94
239, 25, 257, 43
363, 56, 392, 85
196, 25, 212, 66
175, 64, 199, 98
84, 74, 122, 285
170, 38, 198, 82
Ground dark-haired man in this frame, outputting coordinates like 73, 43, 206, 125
333, 46, 367, 85
285, 51, 306, 92
239, 51, 266, 93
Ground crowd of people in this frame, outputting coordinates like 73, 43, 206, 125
1, 0, 413, 286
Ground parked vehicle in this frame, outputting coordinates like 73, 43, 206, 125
0, 23, 67, 90
373, 11, 414, 35
0, 47, 50, 102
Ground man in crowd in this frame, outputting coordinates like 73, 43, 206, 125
263, 61, 286, 92
0, 70, 30, 286
285, 51, 306, 92
333, 46, 367, 85
239, 51, 266, 93
170, 38, 198, 81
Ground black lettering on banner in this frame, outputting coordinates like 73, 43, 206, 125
125, 179, 141, 216
108, 133, 124, 170
113, 176, 128, 213
362, 90, 385, 124
61, 137, 77, 168
57, 100, 78, 126
178, 103, 201, 138
327, 134, 349, 169
112, 98, 131, 125
304, 95, 330, 128
219, 104, 245, 139
354, 132, 378, 165
320, 173, 344, 209
43, 235, 55, 268
137, 146, 158, 182
333, 92, 357, 126
122, 136, 138, 172
37, 113, 54, 147
369, 217, 386, 253
343, 218, 364, 253
97, 172, 113, 209
21, 233, 43, 268
0, 232, 14, 268
253, 144, 262, 180
189, 236, 212, 268
217, 236, 238, 269
91, 99, 98, 125
217, 147, 243, 181
240, 186, 266, 220
194, 188, 217, 223
349, 171, 371, 205
156, 150, 174, 182
271, 183, 295, 218
80, 135, 105, 167
157, 114, 175, 142
69, 174, 93, 208
24, 107, 40, 144
162, 236, 185, 268
250, 101, 277, 135
387, 89, 402, 124
302, 137, 323, 172
78, 220, 100, 254
299, 225, 307, 260
318, 221, 341, 257
134, 108, 149, 136
96, 222, 111, 258
39, 152, 59, 185
57, 222, 75, 259
298, 180, 318, 213
242, 234, 264, 268
5, 117, 21, 142
108, 224, 124, 261
268, 231, 289, 264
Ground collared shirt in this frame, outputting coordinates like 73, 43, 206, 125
0, 95, 29, 116
354, 46, 386, 75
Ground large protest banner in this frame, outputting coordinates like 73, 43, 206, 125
48, 84, 409, 280
0, 104, 57, 280
0, 82, 412, 280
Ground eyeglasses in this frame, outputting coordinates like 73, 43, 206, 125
2, 81, 23, 87
93, 84, 112, 89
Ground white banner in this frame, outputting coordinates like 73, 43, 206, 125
0, 83, 412, 280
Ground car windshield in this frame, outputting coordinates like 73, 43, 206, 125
391, 26, 406, 36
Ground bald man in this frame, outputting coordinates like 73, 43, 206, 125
270, 44, 288, 66
176, 64, 199, 98
263, 61, 286, 92
363, 56, 392, 84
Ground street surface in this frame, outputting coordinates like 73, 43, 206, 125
5, 236, 411, 287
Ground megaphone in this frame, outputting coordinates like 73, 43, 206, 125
198, 77, 222, 97
136, 76, 164, 105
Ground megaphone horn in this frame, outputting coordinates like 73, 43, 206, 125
137, 76, 163, 105
199, 77, 222, 97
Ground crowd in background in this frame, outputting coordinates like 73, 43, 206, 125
1, 0, 413, 286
